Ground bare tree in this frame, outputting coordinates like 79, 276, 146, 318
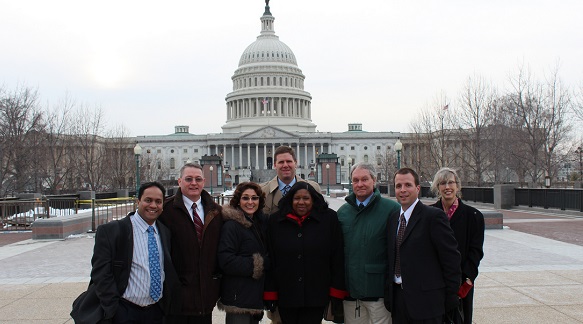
375, 147, 396, 184
141, 151, 170, 183
504, 64, 572, 185
456, 74, 499, 185
69, 106, 109, 191
408, 92, 460, 181
0, 85, 45, 195
103, 124, 134, 190
40, 95, 76, 194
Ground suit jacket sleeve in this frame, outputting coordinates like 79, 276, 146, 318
90, 224, 121, 319
464, 207, 485, 281
429, 207, 462, 297
329, 209, 348, 297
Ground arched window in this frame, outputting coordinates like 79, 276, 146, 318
170, 158, 176, 169
364, 155, 369, 163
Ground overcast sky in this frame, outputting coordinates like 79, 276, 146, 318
1, 0, 582, 137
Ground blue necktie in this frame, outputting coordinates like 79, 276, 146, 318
147, 226, 162, 302
282, 185, 291, 197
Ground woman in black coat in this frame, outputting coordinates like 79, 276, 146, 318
431, 167, 485, 324
264, 182, 347, 324
217, 182, 268, 324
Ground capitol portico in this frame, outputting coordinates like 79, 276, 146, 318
136, 2, 401, 188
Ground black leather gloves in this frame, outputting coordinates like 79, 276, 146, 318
264, 300, 277, 313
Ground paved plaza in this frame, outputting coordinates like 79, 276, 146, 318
1, 197, 583, 323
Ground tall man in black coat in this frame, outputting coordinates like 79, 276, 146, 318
71, 182, 177, 324
158, 163, 223, 324
385, 168, 461, 324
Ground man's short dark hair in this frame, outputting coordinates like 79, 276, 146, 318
394, 168, 420, 186
273, 145, 297, 163
138, 181, 166, 199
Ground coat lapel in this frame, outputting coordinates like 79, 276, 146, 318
402, 202, 423, 242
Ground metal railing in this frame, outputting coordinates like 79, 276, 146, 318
515, 188, 583, 212
0, 196, 135, 232
461, 187, 494, 204
212, 194, 233, 206
78, 198, 137, 232
1, 199, 45, 231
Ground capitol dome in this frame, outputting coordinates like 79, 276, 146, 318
222, 3, 316, 134
238, 32, 297, 66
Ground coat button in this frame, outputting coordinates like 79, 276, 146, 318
298, 233, 302, 238
298, 277, 303, 282
298, 254, 302, 259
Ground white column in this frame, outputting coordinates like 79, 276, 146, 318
295, 142, 300, 168
255, 144, 259, 169
264, 144, 268, 169
231, 145, 235, 168
222, 145, 226, 166
304, 144, 308, 169
247, 145, 251, 168
239, 145, 243, 168
312, 145, 316, 164
299, 99, 303, 117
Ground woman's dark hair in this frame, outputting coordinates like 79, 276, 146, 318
230, 182, 265, 212
278, 182, 328, 216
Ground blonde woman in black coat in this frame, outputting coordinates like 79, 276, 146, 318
431, 167, 485, 324
218, 182, 268, 324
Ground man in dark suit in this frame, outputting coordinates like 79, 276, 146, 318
71, 181, 176, 324
385, 168, 461, 324
158, 163, 223, 324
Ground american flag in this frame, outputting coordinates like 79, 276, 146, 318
262, 98, 268, 105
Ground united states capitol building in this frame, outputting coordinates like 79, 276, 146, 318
135, 2, 402, 188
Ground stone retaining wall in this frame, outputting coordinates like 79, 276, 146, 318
32, 210, 110, 239
482, 210, 503, 229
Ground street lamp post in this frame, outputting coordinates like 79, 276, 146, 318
133, 144, 142, 195
326, 163, 330, 196
209, 165, 214, 195
394, 138, 403, 169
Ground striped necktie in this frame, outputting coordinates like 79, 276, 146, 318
147, 226, 161, 302
192, 203, 204, 242
395, 213, 407, 278
282, 185, 291, 197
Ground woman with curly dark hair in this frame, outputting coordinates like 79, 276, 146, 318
217, 182, 268, 324
264, 182, 347, 324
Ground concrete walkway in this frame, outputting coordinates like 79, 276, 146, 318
1, 198, 582, 323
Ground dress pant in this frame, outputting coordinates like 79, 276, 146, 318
392, 284, 440, 324
462, 286, 474, 324
343, 298, 391, 324
111, 299, 163, 324
278, 306, 324, 324
164, 313, 212, 324
225, 313, 260, 324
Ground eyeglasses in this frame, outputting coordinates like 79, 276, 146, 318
439, 180, 457, 187
241, 196, 260, 201
183, 177, 204, 183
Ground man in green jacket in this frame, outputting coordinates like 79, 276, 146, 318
337, 162, 400, 324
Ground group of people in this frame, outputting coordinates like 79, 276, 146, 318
72, 145, 484, 324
